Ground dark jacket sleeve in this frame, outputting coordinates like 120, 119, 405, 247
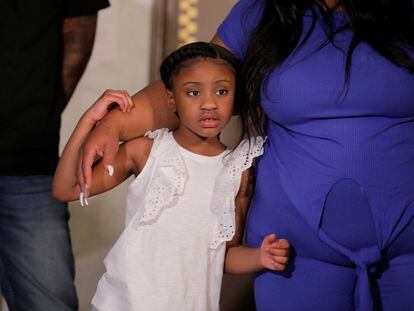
64, 0, 110, 18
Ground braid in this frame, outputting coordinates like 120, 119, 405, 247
160, 42, 240, 91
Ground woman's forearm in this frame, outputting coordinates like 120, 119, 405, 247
97, 80, 179, 141
52, 115, 97, 201
225, 246, 263, 274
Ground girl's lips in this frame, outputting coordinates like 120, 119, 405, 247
199, 118, 220, 128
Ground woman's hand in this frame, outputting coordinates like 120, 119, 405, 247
84, 89, 134, 123
76, 125, 120, 198
77, 89, 134, 196
260, 234, 290, 271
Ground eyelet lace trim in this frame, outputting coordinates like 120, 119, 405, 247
209, 136, 265, 249
135, 129, 265, 248
136, 129, 187, 225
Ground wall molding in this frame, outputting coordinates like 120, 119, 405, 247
149, 0, 200, 81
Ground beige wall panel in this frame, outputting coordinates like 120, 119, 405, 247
197, 0, 236, 41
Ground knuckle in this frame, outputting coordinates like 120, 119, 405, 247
280, 240, 289, 248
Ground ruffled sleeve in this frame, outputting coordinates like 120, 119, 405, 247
132, 129, 188, 227
209, 136, 266, 249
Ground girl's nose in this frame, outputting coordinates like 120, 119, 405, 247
201, 95, 218, 110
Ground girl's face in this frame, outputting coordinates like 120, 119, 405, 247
168, 58, 235, 140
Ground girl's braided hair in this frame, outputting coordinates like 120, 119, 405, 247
160, 42, 241, 91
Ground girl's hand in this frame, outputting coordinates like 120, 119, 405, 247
260, 234, 290, 271
84, 89, 134, 122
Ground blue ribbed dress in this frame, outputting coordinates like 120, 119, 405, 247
218, 1, 414, 310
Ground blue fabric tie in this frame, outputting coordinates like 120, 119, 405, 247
319, 230, 382, 311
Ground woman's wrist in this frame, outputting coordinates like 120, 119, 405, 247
80, 112, 100, 128
96, 113, 124, 140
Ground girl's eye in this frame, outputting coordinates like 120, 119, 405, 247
216, 89, 228, 95
187, 90, 200, 97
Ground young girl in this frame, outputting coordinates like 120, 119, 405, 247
53, 42, 290, 311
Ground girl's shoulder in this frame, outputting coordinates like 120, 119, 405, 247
123, 128, 171, 172
143, 128, 175, 155
126, 128, 170, 151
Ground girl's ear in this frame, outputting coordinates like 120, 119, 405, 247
166, 90, 176, 112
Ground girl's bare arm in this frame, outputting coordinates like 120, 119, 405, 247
225, 169, 262, 274
225, 169, 290, 274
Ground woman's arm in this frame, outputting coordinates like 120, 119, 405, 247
78, 81, 177, 191
52, 116, 132, 202
225, 169, 290, 274
52, 91, 150, 202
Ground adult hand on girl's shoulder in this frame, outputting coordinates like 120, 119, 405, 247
260, 233, 290, 271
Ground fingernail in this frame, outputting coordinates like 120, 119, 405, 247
82, 184, 89, 202
80, 192, 84, 207
107, 165, 114, 176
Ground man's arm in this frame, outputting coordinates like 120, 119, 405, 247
61, 14, 97, 107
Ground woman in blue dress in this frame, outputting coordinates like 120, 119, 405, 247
78, 0, 414, 310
